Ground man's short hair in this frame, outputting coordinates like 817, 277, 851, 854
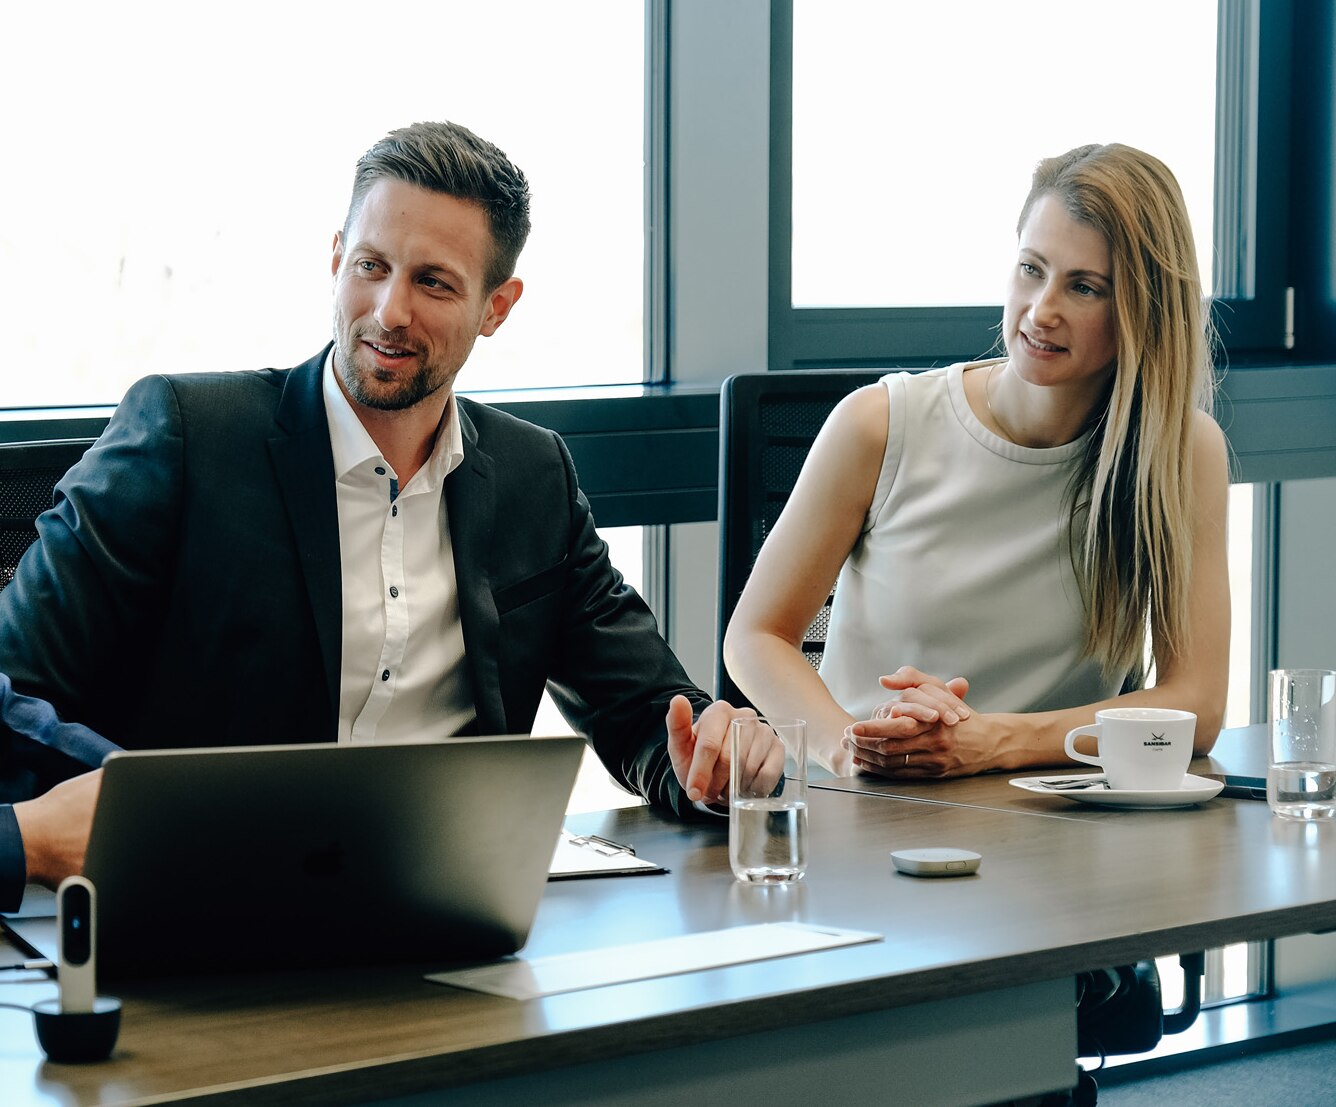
344, 121, 531, 291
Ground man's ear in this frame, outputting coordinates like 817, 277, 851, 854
330, 231, 343, 278
480, 278, 523, 337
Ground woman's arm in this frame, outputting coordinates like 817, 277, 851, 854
724, 385, 894, 771
846, 412, 1232, 777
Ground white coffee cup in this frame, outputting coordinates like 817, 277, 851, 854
1063, 707, 1196, 792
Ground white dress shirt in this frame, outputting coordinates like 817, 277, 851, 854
322, 354, 476, 743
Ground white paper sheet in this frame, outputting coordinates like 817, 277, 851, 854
425, 922, 882, 1000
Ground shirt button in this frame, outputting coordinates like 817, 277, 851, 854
381, 669, 390, 681
389, 586, 399, 598
391, 505, 398, 517
375, 466, 386, 476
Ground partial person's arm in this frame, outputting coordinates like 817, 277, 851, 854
0, 380, 176, 908
0, 375, 187, 737
723, 386, 903, 772
845, 413, 1232, 777
0, 673, 119, 910
12, 771, 102, 894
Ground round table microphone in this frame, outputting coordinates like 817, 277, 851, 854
31, 876, 121, 1062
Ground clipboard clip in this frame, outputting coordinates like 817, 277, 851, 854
567, 834, 637, 857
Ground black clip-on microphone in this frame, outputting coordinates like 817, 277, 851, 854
31, 876, 121, 1062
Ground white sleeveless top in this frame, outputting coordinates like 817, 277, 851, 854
818, 361, 1127, 720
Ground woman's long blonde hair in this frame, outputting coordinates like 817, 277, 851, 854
1017, 144, 1214, 679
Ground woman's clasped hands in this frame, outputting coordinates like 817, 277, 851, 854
841, 666, 1008, 778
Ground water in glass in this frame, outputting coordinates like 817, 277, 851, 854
1268, 761, 1336, 820
729, 793, 808, 883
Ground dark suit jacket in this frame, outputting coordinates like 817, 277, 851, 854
0, 348, 710, 890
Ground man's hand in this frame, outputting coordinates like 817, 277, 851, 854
12, 769, 102, 889
729, 716, 788, 799
666, 695, 761, 805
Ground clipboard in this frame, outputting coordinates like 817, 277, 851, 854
548, 830, 667, 880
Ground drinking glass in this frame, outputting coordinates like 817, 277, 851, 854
729, 717, 807, 883
1268, 668, 1336, 820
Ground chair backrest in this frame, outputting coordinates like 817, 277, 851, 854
0, 440, 95, 590
716, 370, 889, 706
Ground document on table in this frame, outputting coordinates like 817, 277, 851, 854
548, 829, 666, 880
426, 922, 882, 999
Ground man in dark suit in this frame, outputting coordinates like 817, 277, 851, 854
0, 121, 764, 909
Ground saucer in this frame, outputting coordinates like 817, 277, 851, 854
1009, 772, 1224, 809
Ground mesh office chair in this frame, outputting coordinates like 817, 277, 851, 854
716, 370, 887, 705
0, 440, 94, 590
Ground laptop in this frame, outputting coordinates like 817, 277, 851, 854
3, 735, 584, 977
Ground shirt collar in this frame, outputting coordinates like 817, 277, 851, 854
321, 348, 464, 489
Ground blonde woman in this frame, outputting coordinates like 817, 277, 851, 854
724, 144, 1230, 778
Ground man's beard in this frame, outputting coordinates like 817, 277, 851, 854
334, 332, 447, 412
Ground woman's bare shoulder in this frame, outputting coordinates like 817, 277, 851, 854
823, 380, 891, 447
1189, 408, 1229, 467
1187, 410, 1231, 514
793, 381, 893, 504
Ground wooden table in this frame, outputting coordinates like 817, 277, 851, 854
4, 729, 1332, 1107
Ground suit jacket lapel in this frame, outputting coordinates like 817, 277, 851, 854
447, 400, 503, 734
268, 347, 343, 732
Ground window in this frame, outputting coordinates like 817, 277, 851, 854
3, 1, 646, 408
790, 1, 1218, 309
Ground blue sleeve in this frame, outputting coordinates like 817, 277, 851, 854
0, 672, 120, 792
0, 805, 24, 914
0, 672, 120, 912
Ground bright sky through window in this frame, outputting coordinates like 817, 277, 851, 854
792, 1, 1218, 308
3, 1, 644, 408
